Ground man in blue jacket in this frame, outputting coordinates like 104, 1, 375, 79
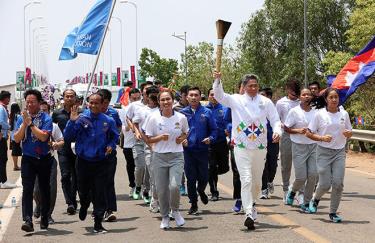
206, 88, 230, 201
64, 92, 119, 233
180, 87, 217, 215
97, 89, 122, 222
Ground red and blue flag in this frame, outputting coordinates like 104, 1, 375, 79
329, 35, 375, 105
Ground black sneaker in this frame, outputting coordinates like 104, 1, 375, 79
79, 207, 88, 221
67, 205, 76, 215
93, 219, 107, 233
244, 216, 255, 230
48, 216, 55, 224
210, 194, 219, 202
188, 204, 198, 215
104, 210, 117, 222
198, 191, 209, 205
40, 216, 49, 230
21, 220, 34, 233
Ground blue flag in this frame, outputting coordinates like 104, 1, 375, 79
58, 27, 78, 60
59, 0, 114, 60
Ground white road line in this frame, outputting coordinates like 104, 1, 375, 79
0, 176, 22, 242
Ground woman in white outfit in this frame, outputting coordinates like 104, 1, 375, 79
306, 87, 352, 223
145, 90, 188, 229
283, 88, 317, 212
213, 72, 281, 230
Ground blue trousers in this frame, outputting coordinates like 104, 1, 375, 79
183, 150, 209, 204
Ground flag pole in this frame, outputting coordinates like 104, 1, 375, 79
83, 0, 117, 107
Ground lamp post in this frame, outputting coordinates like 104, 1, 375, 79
303, 0, 308, 86
32, 26, 46, 72
120, 1, 138, 79
29, 16, 44, 67
172, 32, 187, 84
24, 1, 41, 72
112, 16, 123, 72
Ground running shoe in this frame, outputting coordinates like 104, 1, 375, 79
188, 204, 198, 215
296, 192, 304, 206
308, 199, 319, 213
300, 204, 310, 213
286, 190, 296, 205
232, 199, 242, 213
329, 213, 342, 223
21, 220, 34, 233
267, 182, 274, 194
149, 198, 159, 213
40, 216, 49, 230
244, 215, 255, 230
198, 191, 209, 205
79, 207, 88, 221
93, 221, 107, 233
104, 211, 117, 222
0, 181, 16, 189
67, 204, 76, 215
260, 189, 269, 199
172, 210, 185, 227
160, 216, 170, 229
133, 187, 141, 200
210, 194, 219, 201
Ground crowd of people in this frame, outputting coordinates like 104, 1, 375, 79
0, 71, 353, 233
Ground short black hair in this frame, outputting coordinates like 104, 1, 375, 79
40, 100, 51, 112
24, 89, 42, 102
154, 80, 162, 85
285, 78, 301, 96
140, 81, 153, 92
242, 74, 259, 86
89, 92, 104, 103
259, 88, 273, 98
207, 88, 213, 96
188, 86, 201, 96
309, 81, 321, 89
0, 90, 11, 101
129, 88, 140, 95
63, 88, 77, 97
98, 89, 112, 101
180, 85, 190, 95
146, 85, 160, 96
125, 81, 133, 87
158, 90, 175, 101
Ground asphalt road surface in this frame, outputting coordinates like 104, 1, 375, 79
0, 149, 374, 243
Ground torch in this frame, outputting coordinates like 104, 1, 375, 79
215, 19, 231, 72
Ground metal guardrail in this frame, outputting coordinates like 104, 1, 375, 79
350, 129, 375, 143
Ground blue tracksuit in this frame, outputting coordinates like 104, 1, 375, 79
64, 110, 119, 162
180, 104, 217, 203
206, 102, 230, 143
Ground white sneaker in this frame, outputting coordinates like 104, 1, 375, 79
251, 207, 258, 221
0, 181, 16, 189
296, 192, 304, 206
172, 210, 185, 227
283, 191, 288, 205
260, 189, 269, 199
160, 216, 170, 229
149, 198, 159, 213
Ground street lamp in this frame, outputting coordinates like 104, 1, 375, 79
29, 17, 44, 66
303, 0, 308, 86
120, 0, 138, 81
112, 16, 123, 73
172, 32, 187, 84
24, 1, 41, 72
32, 26, 46, 72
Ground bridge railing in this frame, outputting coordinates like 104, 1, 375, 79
350, 129, 375, 143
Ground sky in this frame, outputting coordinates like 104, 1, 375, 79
0, 0, 264, 86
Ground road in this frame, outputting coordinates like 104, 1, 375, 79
0, 149, 374, 243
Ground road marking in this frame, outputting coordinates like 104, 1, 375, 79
0, 176, 22, 242
347, 168, 375, 177
217, 182, 331, 243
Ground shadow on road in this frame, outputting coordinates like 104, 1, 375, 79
166, 226, 209, 232
24, 228, 74, 237
314, 218, 370, 225
342, 191, 375, 200
83, 227, 137, 235
115, 216, 140, 222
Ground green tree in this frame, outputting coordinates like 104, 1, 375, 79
236, 0, 354, 88
138, 48, 178, 85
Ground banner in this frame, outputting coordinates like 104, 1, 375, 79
104, 73, 109, 85
122, 70, 129, 85
16, 71, 25, 91
100, 71, 103, 86
111, 72, 117, 86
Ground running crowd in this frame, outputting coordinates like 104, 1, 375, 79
0, 71, 352, 233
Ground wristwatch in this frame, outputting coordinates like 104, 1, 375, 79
29, 123, 35, 128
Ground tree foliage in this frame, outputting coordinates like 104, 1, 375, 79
138, 48, 179, 85
236, 0, 354, 88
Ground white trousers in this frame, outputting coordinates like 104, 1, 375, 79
234, 147, 267, 216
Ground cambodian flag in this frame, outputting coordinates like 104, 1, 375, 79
330, 35, 375, 105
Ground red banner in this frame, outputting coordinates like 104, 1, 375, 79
100, 71, 103, 86
94, 73, 98, 86
117, 67, 121, 86
25, 67, 32, 85
130, 65, 136, 88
